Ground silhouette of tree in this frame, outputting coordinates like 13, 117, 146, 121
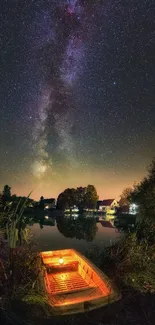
57, 185, 98, 212
2, 185, 11, 203
119, 187, 133, 207
130, 159, 155, 219
57, 188, 76, 211
85, 185, 99, 210
39, 196, 44, 210
57, 217, 97, 242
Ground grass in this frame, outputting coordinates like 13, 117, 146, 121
1, 218, 155, 324
86, 230, 155, 294
0, 236, 51, 324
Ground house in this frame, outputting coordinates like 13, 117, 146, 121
43, 198, 56, 210
97, 199, 119, 215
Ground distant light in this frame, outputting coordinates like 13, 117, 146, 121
59, 258, 64, 265
113, 81, 116, 85
131, 204, 138, 208
45, 216, 49, 219
72, 207, 79, 212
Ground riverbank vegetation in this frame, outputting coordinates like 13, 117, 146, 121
1, 159, 155, 324
1, 217, 155, 324
129, 159, 155, 219
0, 197, 47, 324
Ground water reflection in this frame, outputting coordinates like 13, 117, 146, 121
114, 215, 136, 232
30, 214, 124, 252
100, 220, 115, 228
28, 212, 137, 253
31, 212, 136, 234
39, 215, 56, 228
56, 216, 97, 242
36, 213, 136, 239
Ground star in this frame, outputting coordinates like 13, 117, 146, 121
0, 0, 154, 201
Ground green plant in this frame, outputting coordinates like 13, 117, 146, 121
6, 192, 32, 244
87, 225, 155, 294
2, 193, 32, 290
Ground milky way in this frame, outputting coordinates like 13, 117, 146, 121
32, 0, 92, 177
0, 0, 155, 199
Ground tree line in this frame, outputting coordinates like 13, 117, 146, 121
0, 184, 99, 213
0, 185, 34, 209
119, 158, 155, 220
56, 185, 99, 212
1, 157, 155, 218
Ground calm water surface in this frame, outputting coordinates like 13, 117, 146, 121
31, 217, 121, 254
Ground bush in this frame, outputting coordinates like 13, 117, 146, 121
135, 218, 155, 245
87, 223, 155, 294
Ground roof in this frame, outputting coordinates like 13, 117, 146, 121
43, 198, 55, 203
99, 199, 115, 206
97, 200, 103, 204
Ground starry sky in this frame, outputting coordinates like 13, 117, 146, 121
0, 0, 155, 200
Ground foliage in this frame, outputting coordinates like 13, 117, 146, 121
0, 184, 35, 212
57, 188, 77, 211
75, 187, 87, 211
76, 185, 98, 211
0, 195, 49, 319
129, 159, 155, 219
87, 221, 155, 294
22, 290, 48, 305
57, 185, 99, 211
85, 185, 99, 209
0, 236, 48, 320
10, 246, 42, 299
5, 193, 32, 247
119, 187, 133, 207
0, 192, 34, 294
135, 218, 155, 245
2, 185, 11, 204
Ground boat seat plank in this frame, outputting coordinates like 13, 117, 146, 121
45, 271, 90, 295
40, 249, 121, 315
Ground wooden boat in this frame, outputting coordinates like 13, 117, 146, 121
40, 249, 121, 315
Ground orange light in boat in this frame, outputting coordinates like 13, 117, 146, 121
59, 258, 64, 265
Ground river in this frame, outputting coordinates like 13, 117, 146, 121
31, 215, 122, 254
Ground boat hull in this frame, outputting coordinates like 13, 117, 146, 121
40, 249, 121, 315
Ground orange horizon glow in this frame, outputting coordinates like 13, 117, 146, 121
0, 163, 146, 201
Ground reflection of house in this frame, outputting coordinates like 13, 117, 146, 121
100, 220, 115, 228
97, 199, 119, 215
44, 216, 56, 226
64, 206, 79, 214
44, 198, 56, 210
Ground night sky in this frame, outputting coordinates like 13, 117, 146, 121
0, 0, 155, 200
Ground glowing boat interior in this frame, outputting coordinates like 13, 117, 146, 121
40, 249, 120, 314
